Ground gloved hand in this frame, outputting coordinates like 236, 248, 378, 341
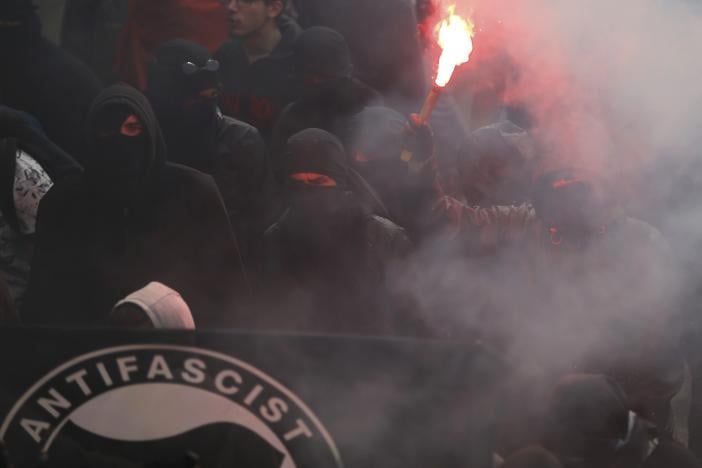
402, 113, 435, 165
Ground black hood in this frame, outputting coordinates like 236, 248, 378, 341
347, 106, 406, 164
0, 0, 41, 46
293, 26, 353, 79
283, 128, 387, 217
146, 39, 220, 113
86, 84, 167, 176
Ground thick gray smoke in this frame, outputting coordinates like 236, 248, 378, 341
391, 0, 702, 383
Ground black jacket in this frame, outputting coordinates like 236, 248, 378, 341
215, 15, 302, 140
270, 77, 382, 182
22, 85, 250, 328
0, 4, 102, 162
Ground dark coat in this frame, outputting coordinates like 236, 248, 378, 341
261, 129, 415, 336
146, 40, 267, 265
21, 85, 250, 328
0, 2, 102, 162
215, 15, 302, 139
270, 77, 382, 182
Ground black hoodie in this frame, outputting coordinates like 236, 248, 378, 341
147, 40, 267, 264
270, 27, 383, 182
22, 84, 250, 328
215, 15, 302, 140
0, 0, 102, 163
262, 129, 414, 336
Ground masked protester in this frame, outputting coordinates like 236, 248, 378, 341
270, 27, 383, 181
0, 106, 82, 311
22, 84, 250, 328
347, 106, 438, 241
459, 121, 537, 206
215, 0, 301, 140
261, 128, 417, 335
146, 40, 266, 266
0, 0, 102, 163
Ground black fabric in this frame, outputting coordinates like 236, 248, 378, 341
283, 128, 386, 217
0, 1, 102, 163
543, 373, 647, 468
643, 441, 702, 468
215, 15, 302, 140
146, 41, 267, 268
260, 128, 414, 336
459, 121, 534, 206
292, 0, 426, 109
21, 84, 250, 328
0, 106, 82, 234
293, 26, 353, 79
347, 106, 438, 239
271, 77, 382, 181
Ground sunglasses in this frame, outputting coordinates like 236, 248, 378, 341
181, 59, 220, 75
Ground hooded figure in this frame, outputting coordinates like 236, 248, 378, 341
22, 84, 250, 328
270, 27, 383, 180
146, 40, 266, 264
111, 282, 196, 329
0, 0, 102, 163
347, 106, 438, 240
459, 121, 536, 206
262, 129, 414, 335
0, 106, 82, 309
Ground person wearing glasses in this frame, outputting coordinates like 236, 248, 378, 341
215, 0, 301, 140
146, 39, 266, 270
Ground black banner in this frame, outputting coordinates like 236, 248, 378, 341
0, 328, 505, 467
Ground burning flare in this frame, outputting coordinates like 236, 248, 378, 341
434, 5, 475, 87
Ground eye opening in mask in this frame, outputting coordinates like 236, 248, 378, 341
289, 172, 338, 187
120, 115, 144, 137
181, 59, 220, 75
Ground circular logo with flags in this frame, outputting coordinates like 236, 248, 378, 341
0, 345, 343, 467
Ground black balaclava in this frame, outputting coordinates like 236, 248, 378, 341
284, 128, 387, 218
460, 121, 535, 206
146, 40, 221, 168
292, 26, 362, 104
84, 84, 166, 205
532, 169, 608, 248
0, 0, 41, 48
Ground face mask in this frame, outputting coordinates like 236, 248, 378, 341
13, 150, 52, 234
289, 187, 359, 225
183, 96, 218, 128
93, 134, 147, 177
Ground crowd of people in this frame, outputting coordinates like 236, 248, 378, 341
2, 0, 702, 466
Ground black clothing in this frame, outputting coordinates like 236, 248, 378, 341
270, 27, 383, 178
22, 84, 249, 328
347, 106, 438, 239
60, 0, 129, 84
293, 0, 426, 109
271, 78, 382, 181
292, 26, 353, 79
262, 129, 412, 335
146, 40, 267, 262
459, 121, 535, 206
0, 1, 102, 163
215, 15, 302, 139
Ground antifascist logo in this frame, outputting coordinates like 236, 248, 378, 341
0, 345, 344, 467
